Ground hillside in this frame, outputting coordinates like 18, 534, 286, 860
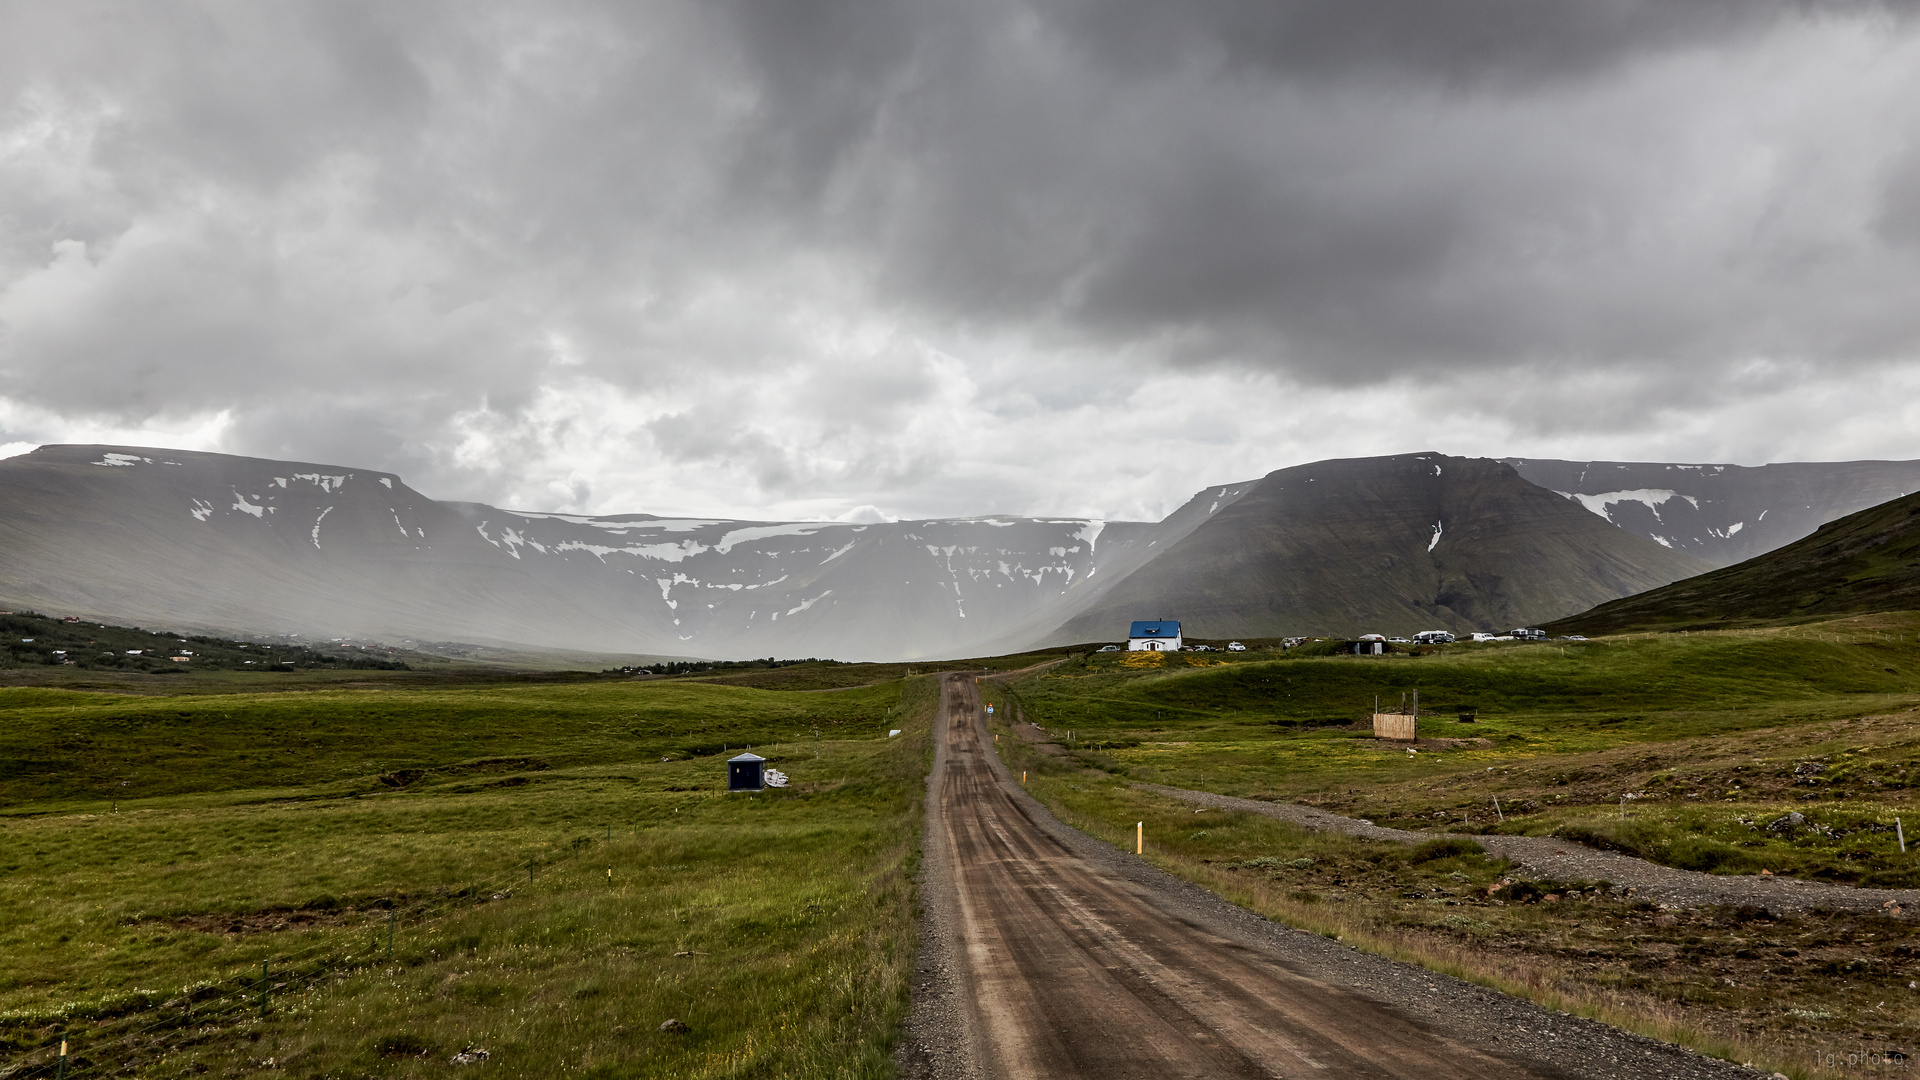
1049, 453, 1712, 641
0, 444, 1254, 661
1545, 488, 1920, 635
1505, 456, 1920, 567
13, 443, 1909, 660
0, 609, 409, 673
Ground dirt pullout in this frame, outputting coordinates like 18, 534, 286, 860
1140, 782, 1920, 916
901, 675, 1768, 1080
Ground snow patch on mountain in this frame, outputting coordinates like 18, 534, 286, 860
1561, 489, 1700, 521
715, 523, 835, 553
785, 590, 832, 617
291, 473, 350, 493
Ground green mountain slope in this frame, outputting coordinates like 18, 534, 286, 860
1049, 453, 1712, 641
1546, 489, 1920, 635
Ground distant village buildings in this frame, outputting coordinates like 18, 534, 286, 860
1127, 620, 1182, 652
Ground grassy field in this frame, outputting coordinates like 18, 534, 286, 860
988, 744, 1917, 1080
981, 614, 1920, 1077
995, 614, 1920, 886
0, 672, 938, 1078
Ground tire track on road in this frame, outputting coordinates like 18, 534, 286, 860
900, 674, 1777, 1079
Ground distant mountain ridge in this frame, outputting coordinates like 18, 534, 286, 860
0, 444, 1254, 660
4, 444, 1915, 660
1504, 457, 1920, 567
1546, 488, 1920, 636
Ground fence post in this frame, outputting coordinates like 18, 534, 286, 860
56, 1040, 67, 1080
1899, 817, 1907, 854
387, 909, 395, 959
259, 959, 269, 1019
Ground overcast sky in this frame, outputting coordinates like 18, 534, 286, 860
4, 1, 1920, 523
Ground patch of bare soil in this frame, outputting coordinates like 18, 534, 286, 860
1009, 721, 1067, 755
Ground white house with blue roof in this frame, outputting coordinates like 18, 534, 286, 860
1128, 620, 1182, 652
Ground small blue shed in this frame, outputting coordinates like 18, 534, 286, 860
728, 752, 767, 792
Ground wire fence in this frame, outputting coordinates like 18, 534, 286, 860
2, 824, 622, 1078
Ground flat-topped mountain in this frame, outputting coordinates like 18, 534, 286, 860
0, 445, 1250, 660
1047, 453, 1712, 642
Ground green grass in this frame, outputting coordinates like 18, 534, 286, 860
987, 708, 1918, 1080
987, 614, 1920, 885
0, 674, 939, 1077
0, 677, 911, 806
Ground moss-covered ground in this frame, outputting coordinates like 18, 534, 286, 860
1, 673, 938, 1078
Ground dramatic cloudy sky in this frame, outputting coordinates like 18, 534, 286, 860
4, 1, 1920, 522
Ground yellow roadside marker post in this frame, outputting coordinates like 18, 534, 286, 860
1136, 822, 1143, 855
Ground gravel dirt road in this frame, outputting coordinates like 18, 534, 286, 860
898, 674, 1772, 1080
1138, 782, 1920, 916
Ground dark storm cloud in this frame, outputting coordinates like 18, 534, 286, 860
2, 0, 1918, 515
691, 0, 1920, 378
1040, 0, 1826, 86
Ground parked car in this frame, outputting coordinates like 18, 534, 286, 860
1387, 637, 1411, 644
1282, 637, 1306, 648
1358, 634, 1386, 642
1226, 641, 1247, 651
1470, 633, 1497, 642
1509, 627, 1548, 641
1096, 644, 1121, 652
1412, 630, 1455, 644
1561, 634, 1588, 641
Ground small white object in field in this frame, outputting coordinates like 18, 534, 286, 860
889, 728, 902, 737
765, 768, 789, 788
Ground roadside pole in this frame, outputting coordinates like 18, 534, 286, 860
1136, 822, 1143, 855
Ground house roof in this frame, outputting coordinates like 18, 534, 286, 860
1128, 620, 1181, 638
728, 752, 766, 763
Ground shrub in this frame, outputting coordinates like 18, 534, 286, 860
1408, 837, 1484, 863
1666, 838, 1762, 874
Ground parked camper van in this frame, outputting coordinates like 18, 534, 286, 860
1412, 630, 1455, 644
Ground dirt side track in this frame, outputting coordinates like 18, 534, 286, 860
898, 674, 1771, 1080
